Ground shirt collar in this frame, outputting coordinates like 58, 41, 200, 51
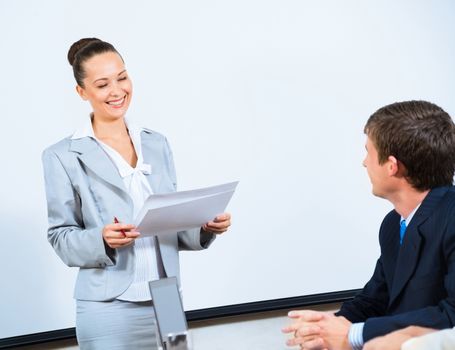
71, 115, 96, 140
71, 115, 152, 177
71, 114, 141, 138
401, 203, 421, 226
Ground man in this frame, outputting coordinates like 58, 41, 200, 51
282, 101, 455, 349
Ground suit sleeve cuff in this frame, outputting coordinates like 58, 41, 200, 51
348, 322, 365, 350
200, 229, 216, 248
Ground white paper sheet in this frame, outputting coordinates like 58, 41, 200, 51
135, 181, 238, 236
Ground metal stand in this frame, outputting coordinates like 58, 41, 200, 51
149, 277, 190, 350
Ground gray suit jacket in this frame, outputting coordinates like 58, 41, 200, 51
42, 129, 215, 301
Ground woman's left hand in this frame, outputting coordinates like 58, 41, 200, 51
202, 213, 231, 234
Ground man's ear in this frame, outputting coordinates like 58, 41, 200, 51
388, 155, 408, 178
387, 155, 399, 177
76, 85, 88, 100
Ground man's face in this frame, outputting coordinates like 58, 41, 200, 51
363, 136, 393, 198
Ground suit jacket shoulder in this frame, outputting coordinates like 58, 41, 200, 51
141, 127, 166, 141
42, 136, 72, 157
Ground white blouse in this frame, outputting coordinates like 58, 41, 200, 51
71, 116, 159, 301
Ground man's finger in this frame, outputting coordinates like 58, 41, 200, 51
288, 310, 324, 321
296, 325, 321, 337
302, 337, 326, 350
286, 336, 305, 347
282, 325, 299, 333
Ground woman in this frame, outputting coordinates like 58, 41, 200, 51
42, 38, 231, 349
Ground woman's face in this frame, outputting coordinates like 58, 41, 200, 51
76, 51, 132, 122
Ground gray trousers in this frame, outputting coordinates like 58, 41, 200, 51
76, 299, 159, 350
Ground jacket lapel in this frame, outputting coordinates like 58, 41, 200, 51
388, 224, 423, 305
70, 137, 129, 197
389, 186, 451, 305
140, 132, 163, 194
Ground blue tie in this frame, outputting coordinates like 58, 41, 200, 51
400, 219, 407, 245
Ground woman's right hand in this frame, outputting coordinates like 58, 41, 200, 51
102, 223, 140, 249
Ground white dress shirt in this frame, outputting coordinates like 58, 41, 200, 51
71, 115, 159, 301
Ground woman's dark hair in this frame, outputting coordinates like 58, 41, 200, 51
365, 100, 455, 191
67, 38, 122, 87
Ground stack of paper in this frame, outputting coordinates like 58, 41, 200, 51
135, 181, 238, 236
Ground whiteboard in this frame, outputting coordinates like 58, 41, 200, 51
1, 0, 454, 340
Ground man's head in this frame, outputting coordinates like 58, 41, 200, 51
363, 101, 455, 196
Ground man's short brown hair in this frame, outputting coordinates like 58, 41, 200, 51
365, 101, 455, 191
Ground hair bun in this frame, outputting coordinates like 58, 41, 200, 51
67, 38, 101, 66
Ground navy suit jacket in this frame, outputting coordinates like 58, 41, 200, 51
336, 186, 455, 341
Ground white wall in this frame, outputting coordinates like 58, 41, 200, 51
1, 0, 454, 339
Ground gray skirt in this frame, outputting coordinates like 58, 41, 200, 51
76, 299, 159, 350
